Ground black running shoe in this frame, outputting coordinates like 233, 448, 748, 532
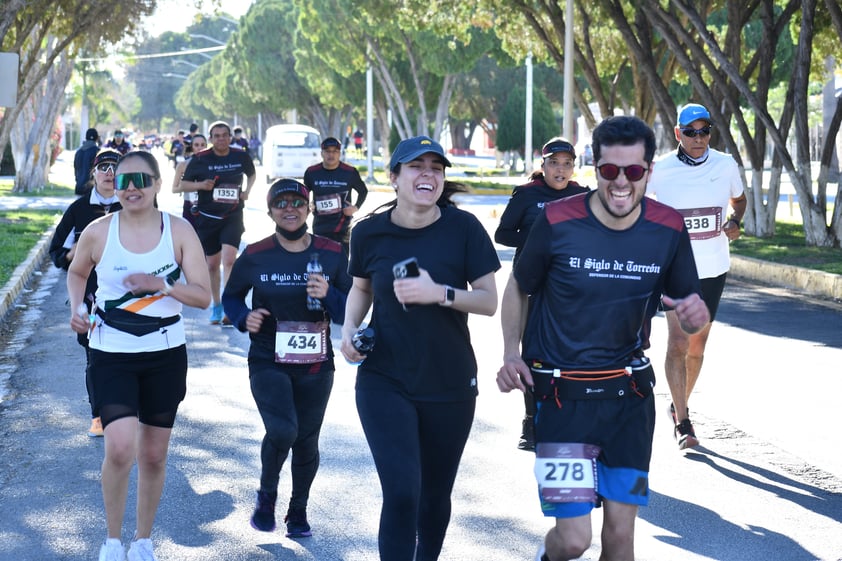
250, 490, 277, 532
517, 415, 535, 452
674, 418, 699, 450
284, 507, 312, 538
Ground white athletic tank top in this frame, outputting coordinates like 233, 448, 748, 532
91, 212, 186, 352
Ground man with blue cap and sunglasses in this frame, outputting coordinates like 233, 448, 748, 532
647, 102, 747, 451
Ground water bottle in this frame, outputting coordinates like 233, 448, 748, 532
352, 326, 375, 353
347, 324, 375, 366
306, 253, 323, 311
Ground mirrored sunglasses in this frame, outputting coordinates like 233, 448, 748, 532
272, 198, 307, 209
115, 172, 155, 190
597, 163, 649, 182
681, 127, 711, 138
95, 163, 117, 173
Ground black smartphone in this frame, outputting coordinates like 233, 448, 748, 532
392, 257, 420, 279
393, 257, 420, 311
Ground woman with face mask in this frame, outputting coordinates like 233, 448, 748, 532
222, 178, 351, 540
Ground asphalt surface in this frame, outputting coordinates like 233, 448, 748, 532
0, 156, 840, 560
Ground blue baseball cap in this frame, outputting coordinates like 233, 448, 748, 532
389, 136, 451, 172
677, 103, 712, 126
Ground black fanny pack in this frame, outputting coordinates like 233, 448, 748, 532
531, 356, 655, 402
97, 308, 180, 337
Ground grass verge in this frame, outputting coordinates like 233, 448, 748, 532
0, 180, 75, 197
0, 210, 61, 287
730, 221, 842, 275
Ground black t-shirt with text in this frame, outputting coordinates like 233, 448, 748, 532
183, 148, 256, 218
303, 162, 368, 242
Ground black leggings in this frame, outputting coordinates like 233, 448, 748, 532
356, 389, 475, 561
248, 349, 334, 509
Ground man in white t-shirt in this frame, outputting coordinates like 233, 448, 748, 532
647, 103, 747, 450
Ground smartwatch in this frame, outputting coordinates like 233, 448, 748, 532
441, 285, 455, 307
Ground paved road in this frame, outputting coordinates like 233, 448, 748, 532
0, 159, 840, 561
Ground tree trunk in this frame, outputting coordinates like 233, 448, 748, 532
432, 74, 455, 142
368, 39, 413, 140
746, 168, 775, 237
375, 97, 391, 167
12, 46, 73, 192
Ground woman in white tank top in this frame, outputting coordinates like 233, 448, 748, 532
66, 151, 211, 561
172, 133, 207, 227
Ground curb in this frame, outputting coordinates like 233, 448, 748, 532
730, 255, 842, 301
0, 219, 59, 322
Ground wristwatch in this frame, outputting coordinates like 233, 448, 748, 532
161, 276, 176, 295
441, 285, 455, 307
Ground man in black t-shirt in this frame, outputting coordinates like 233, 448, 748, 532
182, 120, 256, 324
497, 116, 710, 561
303, 137, 368, 253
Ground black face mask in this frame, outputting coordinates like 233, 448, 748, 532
676, 145, 709, 166
276, 223, 308, 240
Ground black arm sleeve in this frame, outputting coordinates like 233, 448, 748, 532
352, 169, 368, 209
494, 192, 527, 248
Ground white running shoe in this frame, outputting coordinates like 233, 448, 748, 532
127, 538, 158, 561
98, 538, 125, 561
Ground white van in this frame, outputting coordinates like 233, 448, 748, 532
263, 124, 322, 182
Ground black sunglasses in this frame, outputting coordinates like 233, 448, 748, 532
680, 127, 712, 138
596, 164, 649, 182
115, 172, 155, 191
271, 198, 308, 209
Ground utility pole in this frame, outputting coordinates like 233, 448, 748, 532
366, 61, 375, 183
525, 52, 533, 174
563, 0, 574, 140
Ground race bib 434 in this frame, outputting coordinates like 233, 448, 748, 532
275, 321, 328, 364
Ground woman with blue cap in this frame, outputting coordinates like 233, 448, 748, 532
340, 136, 500, 561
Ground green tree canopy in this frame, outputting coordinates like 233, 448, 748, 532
497, 85, 558, 163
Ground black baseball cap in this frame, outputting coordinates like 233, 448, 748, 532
541, 138, 576, 159
321, 137, 342, 150
92, 149, 121, 169
267, 178, 309, 208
